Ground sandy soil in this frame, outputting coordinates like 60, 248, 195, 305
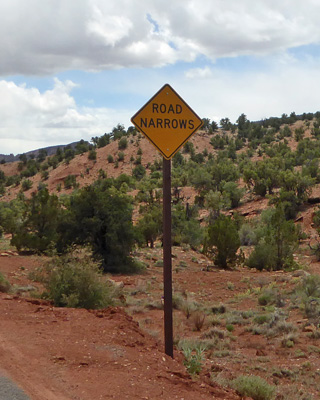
0, 252, 240, 400
1, 246, 320, 399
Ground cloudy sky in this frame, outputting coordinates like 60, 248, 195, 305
1, 0, 320, 154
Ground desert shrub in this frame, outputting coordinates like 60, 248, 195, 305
88, 149, 97, 160
132, 164, 146, 181
253, 314, 271, 325
136, 205, 162, 249
267, 320, 296, 337
295, 275, 320, 324
230, 375, 275, 400
205, 214, 240, 268
247, 206, 298, 271
172, 204, 204, 250
226, 324, 234, 332
11, 188, 61, 253
118, 137, 128, 150
0, 272, 11, 293
210, 304, 227, 314
201, 327, 225, 339
301, 274, 320, 298
247, 241, 276, 271
239, 223, 257, 246
253, 310, 295, 338
57, 181, 136, 273
258, 287, 282, 306
313, 207, 320, 229
21, 179, 32, 191
171, 292, 184, 309
118, 152, 125, 161
222, 181, 244, 208
181, 299, 197, 319
42, 249, 115, 309
226, 310, 254, 326
281, 332, 299, 348
41, 170, 49, 181
107, 154, 114, 163
64, 174, 78, 189
191, 311, 206, 331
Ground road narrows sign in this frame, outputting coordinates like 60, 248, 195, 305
131, 84, 203, 159
131, 84, 202, 358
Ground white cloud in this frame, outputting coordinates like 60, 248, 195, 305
87, 6, 133, 47
2, 56, 320, 155
185, 66, 213, 79
1, 0, 320, 154
177, 59, 320, 124
1, 0, 320, 75
0, 79, 132, 154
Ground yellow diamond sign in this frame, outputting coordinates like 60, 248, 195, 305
131, 84, 203, 160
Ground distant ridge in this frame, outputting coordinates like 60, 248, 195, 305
0, 141, 88, 163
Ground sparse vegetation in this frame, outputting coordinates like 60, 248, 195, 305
41, 248, 116, 309
181, 343, 206, 376
21, 178, 32, 191
64, 174, 78, 189
229, 375, 275, 400
2, 115, 320, 396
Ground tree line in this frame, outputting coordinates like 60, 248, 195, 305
1, 112, 320, 272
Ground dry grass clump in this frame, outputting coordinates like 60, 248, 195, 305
191, 311, 206, 331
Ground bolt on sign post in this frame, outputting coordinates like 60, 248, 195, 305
131, 84, 203, 357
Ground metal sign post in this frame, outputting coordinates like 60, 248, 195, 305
131, 84, 202, 358
163, 158, 173, 357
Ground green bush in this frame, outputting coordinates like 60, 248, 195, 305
88, 149, 97, 160
42, 249, 115, 309
57, 182, 136, 273
11, 188, 61, 253
296, 275, 320, 324
222, 181, 244, 208
107, 154, 114, 163
118, 137, 128, 150
41, 170, 49, 181
0, 272, 11, 293
247, 241, 276, 271
258, 288, 280, 306
253, 314, 271, 325
21, 179, 32, 191
132, 164, 146, 181
172, 204, 204, 250
230, 375, 275, 400
118, 152, 125, 161
247, 206, 298, 271
301, 274, 320, 298
206, 214, 240, 268
64, 175, 78, 189
239, 223, 257, 246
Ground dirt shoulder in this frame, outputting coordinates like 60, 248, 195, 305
0, 291, 237, 400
